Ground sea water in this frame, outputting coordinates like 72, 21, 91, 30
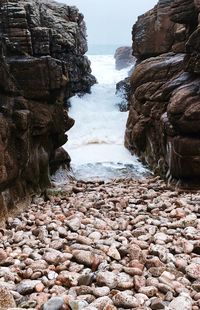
56, 47, 149, 181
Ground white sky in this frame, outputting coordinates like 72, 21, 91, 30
60, 0, 158, 45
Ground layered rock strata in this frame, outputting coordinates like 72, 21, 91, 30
0, 0, 95, 218
125, 0, 200, 187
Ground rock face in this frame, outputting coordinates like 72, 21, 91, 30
132, 0, 176, 59
114, 46, 135, 70
0, 0, 95, 218
125, 0, 200, 186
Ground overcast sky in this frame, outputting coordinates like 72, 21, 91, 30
60, 0, 158, 45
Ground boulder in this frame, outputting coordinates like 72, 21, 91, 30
114, 46, 135, 70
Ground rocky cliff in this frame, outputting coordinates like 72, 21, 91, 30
0, 0, 95, 218
125, 0, 200, 187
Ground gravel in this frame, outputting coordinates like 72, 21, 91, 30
0, 177, 199, 309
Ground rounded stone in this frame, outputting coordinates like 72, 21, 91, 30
0, 286, 16, 309
0, 249, 7, 262
186, 263, 200, 280
139, 286, 158, 297
96, 271, 117, 289
112, 292, 139, 308
43, 296, 64, 310
69, 300, 89, 310
93, 286, 110, 297
16, 280, 40, 295
67, 218, 81, 232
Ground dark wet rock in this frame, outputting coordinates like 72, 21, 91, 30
170, 0, 198, 24
116, 77, 131, 111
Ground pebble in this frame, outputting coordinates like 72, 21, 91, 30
35, 282, 45, 292
69, 300, 89, 310
43, 296, 64, 310
29, 260, 48, 271
90, 296, 113, 309
43, 251, 62, 265
112, 292, 139, 308
72, 250, 100, 267
139, 286, 158, 297
192, 280, 200, 292
50, 239, 64, 250
16, 280, 40, 295
89, 231, 102, 241
96, 271, 117, 289
135, 293, 149, 305
0, 249, 7, 262
57, 226, 68, 237
0, 178, 199, 310
107, 246, 121, 261
93, 286, 110, 297
159, 271, 175, 287
151, 298, 165, 309
186, 263, 200, 280
78, 273, 94, 286
48, 271, 58, 280
67, 218, 81, 232
56, 270, 80, 287
168, 293, 193, 310
0, 286, 16, 308
123, 266, 143, 276
116, 272, 134, 289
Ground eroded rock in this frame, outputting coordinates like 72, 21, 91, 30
0, 0, 95, 218
125, 0, 200, 187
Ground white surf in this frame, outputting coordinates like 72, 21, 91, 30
61, 54, 148, 181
